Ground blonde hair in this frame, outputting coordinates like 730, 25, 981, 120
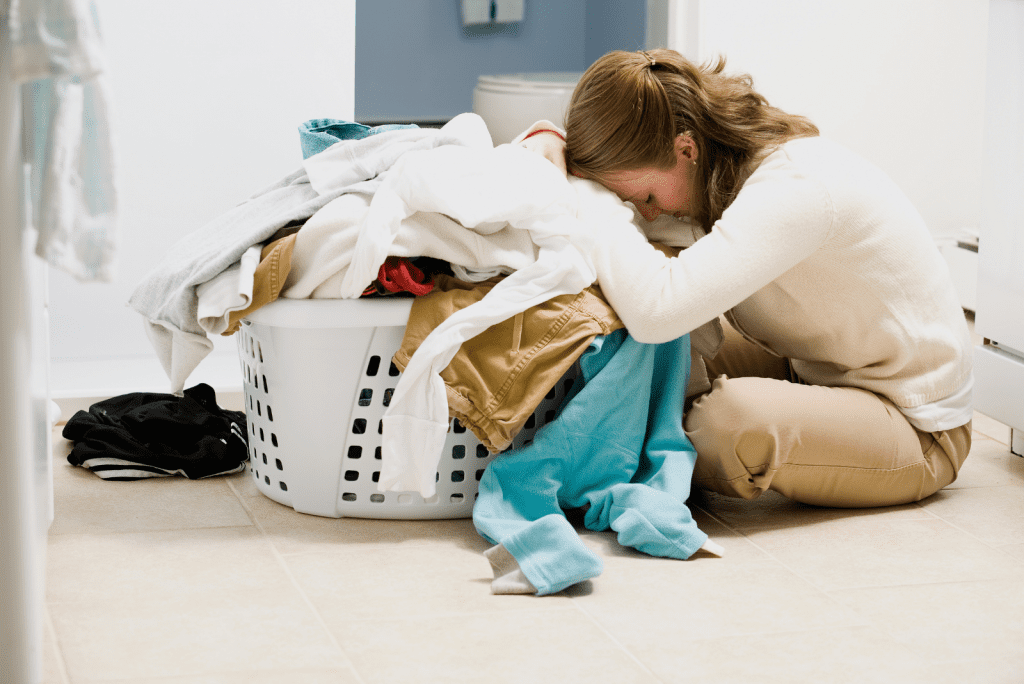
565, 49, 819, 229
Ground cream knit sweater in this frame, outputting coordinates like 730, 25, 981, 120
589, 136, 973, 421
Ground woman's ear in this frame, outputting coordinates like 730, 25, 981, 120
675, 134, 698, 164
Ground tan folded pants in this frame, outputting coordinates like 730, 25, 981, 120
684, 324, 971, 508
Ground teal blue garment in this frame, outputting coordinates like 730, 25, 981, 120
473, 329, 708, 596
298, 118, 419, 159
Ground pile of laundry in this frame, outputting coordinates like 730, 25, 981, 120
116, 113, 724, 593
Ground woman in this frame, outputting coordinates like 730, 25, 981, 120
519, 48, 973, 508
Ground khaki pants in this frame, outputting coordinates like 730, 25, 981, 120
684, 324, 971, 508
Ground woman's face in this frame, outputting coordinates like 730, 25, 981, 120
602, 135, 697, 222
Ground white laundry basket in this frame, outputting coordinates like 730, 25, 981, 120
237, 297, 575, 519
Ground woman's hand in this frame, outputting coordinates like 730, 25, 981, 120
518, 130, 568, 176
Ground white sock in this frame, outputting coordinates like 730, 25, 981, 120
699, 538, 725, 557
483, 544, 537, 595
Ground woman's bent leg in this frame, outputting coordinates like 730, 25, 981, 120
684, 376, 971, 508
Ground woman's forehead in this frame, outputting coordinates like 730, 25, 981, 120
603, 167, 669, 196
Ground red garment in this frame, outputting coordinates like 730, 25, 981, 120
364, 257, 434, 297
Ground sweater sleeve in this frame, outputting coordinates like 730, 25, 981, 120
589, 150, 835, 343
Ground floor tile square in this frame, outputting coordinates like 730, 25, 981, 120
831, 578, 1024, 663
737, 516, 1021, 591
328, 609, 656, 684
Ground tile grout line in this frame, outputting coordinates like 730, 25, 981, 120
693, 499, 1022, 663
43, 603, 73, 684
224, 477, 371, 684
917, 489, 1024, 562
566, 599, 671, 683
692, 501, 885, 615
226, 474, 666, 679
698, 499, 1022, 585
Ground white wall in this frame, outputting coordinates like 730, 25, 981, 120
48, 1, 355, 407
664, 0, 988, 241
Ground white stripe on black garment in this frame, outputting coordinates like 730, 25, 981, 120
76, 457, 246, 480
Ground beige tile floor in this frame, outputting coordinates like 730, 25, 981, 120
41, 312, 1024, 683
41, 411, 1024, 684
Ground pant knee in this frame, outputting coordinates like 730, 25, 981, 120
684, 377, 788, 499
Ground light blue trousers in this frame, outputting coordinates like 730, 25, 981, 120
473, 329, 708, 595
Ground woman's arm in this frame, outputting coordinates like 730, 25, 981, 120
589, 159, 834, 343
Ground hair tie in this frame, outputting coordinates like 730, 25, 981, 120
640, 50, 656, 67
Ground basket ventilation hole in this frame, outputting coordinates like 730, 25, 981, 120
249, 396, 253, 410
275, 458, 283, 471
260, 428, 265, 442
451, 470, 465, 482
264, 475, 270, 485
388, 361, 400, 377
366, 355, 381, 377
342, 492, 357, 502
262, 375, 269, 393
477, 445, 489, 458
563, 377, 574, 394
545, 386, 557, 400
266, 405, 273, 422
251, 423, 255, 435
452, 445, 465, 460
271, 433, 278, 447
257, 400, 261, 416
476, 469, 485, 481
383, 388, 393, 407
378, 420, 383, 435
279, 481, 287, 491
451, 493, 464, 503
453, 419, 466, 434
545, 410, 555, 424
372, 471, 380, 482
358, 388, 373, 406
352, 418, 367, 434
370, 493, 385, 503
348, 445, 362, 459
262, 453, 268, 465
375, 446, 382, 460
254, 374, 259, 390
257, 342, 263, 363
344, 470, 359, 481
524, 414, 535, 430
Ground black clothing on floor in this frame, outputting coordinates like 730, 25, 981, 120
62, 383, 248, 480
